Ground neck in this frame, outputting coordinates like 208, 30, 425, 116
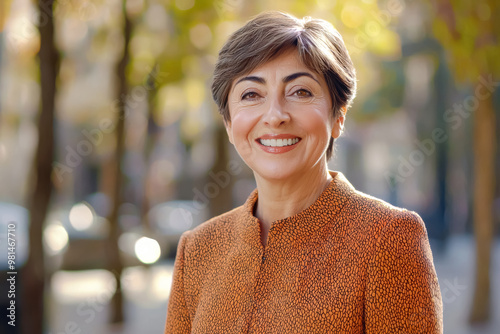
254, 163, 333, 227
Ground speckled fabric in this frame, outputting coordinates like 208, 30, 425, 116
164, 171, 443, 333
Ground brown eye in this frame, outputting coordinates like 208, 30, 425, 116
242, 92, 259, 100
295, 89, 312, 97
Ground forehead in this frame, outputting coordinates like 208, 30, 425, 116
235, 49, 308, 80
248, 50, 306, 74
231, 49, 324, 88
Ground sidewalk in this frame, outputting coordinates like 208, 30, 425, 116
433, 235, 500, 334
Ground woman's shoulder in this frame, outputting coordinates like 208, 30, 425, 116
182, 204, 247, 244
346, 187, 419, 216
343, 187, 427, 237
332, 172, 423, 229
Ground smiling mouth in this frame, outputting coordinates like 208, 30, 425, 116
258, 138, 300, 147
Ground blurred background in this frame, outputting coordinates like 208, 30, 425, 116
0, 0, 499, 333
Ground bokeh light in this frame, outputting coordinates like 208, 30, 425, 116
51, 270, 116, 304
134, 237, 161, 264
152, 267, 172, 301
69, 202, 94, 231
175, 0, 195, 11
189, 23, 212, 49
43, 223, 69, 255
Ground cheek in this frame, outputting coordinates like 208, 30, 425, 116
295, 107, 332, 142
230, 109, 260, 147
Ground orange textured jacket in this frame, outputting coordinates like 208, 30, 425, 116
164, 172, 443, 333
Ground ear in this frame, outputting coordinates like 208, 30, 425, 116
224, 120, 234, 144
331, 107, 346, 139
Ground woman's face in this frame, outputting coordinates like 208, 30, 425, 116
225, 49, 344, 181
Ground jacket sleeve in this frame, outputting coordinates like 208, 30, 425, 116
164, 231, 192, 334
365, 211, 443, 333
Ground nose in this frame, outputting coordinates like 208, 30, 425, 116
262, 96, 290, 128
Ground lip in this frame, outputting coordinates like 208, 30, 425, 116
257, 133, 300, 140
255, 134, 301, 154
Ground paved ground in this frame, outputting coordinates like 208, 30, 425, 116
432, 235, 500, 334
43, 235, 499, 334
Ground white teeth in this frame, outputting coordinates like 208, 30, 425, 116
259, 138, 299, 147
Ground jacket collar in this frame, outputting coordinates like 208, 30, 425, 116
235, 171, 355, 250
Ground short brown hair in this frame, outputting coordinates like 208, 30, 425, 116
211, 11, 356, 160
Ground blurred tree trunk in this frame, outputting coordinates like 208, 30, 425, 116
140, 64, 161, 232
20, 0, 58, 333
433, 53, 449, 242
209, 125, 233, 217
470, 91, 496, 322
106, 0, 132, 325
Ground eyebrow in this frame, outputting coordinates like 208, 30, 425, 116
234, 72, 320, 88
234, 76, 266, 86
283, 72, 320, 84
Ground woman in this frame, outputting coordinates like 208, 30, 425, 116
165, 11, 443, 333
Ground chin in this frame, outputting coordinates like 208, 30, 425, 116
250, 160, 303, 181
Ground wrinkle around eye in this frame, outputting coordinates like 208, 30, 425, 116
294, 89, 313, 97
242, 91, 260, 100
286, 82, 315, 97
287, 89, 314, 101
